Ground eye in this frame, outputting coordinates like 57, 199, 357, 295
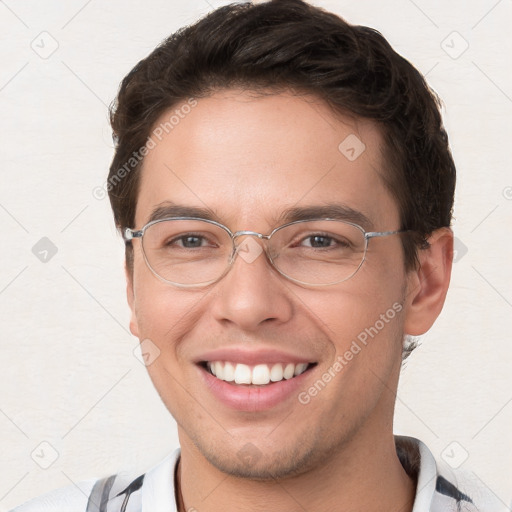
167, 233, 216, 249
299, 234, 350, 249
302, 235, 335, 248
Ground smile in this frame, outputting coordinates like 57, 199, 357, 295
195, 348, 318, 411
204, 361, 313, 385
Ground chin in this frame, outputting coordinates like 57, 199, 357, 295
188, 428, 330, 481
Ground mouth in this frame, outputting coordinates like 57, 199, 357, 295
197, 357, 318, 411
201, 361, 316, 386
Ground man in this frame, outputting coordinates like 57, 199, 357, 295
11, 0, 506, 511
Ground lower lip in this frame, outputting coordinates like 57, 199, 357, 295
199, 365, 314, 412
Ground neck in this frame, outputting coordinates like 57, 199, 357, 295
175, 429, 416, 512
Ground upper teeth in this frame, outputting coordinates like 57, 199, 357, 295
206, 361, 309, 385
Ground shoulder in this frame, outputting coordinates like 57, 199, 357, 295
9, 478, 96, 511
397, 435, 509, 512
11, 473, 145, 512
10, 450, 180, 512
433, 462, 509, 512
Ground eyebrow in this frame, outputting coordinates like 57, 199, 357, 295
146, 202, 222, 225
276, 204, 373, 230
145, 201, 373, 231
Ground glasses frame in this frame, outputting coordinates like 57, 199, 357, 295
124, 216, 406, 288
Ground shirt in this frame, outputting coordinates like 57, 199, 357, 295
11, 435, 508, 512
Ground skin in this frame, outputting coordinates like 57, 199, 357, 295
126, 89, 453, 512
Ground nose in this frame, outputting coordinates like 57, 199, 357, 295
210, 235, 294, 332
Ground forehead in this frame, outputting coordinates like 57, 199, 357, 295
135, 89, 398, 230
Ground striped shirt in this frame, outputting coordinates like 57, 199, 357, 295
11, 436, 508, 511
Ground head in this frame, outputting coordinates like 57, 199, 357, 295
108, 0, 454, 479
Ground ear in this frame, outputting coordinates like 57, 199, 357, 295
403, 227, 453, 336
125, 261, 140, 338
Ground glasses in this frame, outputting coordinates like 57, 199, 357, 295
124, 217, 405, 288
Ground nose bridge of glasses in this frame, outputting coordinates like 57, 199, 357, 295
232, 230, 269, 240
232, 231, 270, 251
230, 231, 276, 267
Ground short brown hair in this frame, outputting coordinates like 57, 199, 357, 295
108, 0, 455, 271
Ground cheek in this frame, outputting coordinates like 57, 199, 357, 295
131, 275, 209, 407
131, 248, 204, 348
291, 286, 404, 433
298, 262, 407, 384
134, 282, 205, 347
305, 269, 404, 340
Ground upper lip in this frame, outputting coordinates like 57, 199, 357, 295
195, 348, 315, 366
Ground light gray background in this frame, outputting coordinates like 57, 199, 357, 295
1, 0, 511, 509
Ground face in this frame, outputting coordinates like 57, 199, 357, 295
127, 89, 416, 479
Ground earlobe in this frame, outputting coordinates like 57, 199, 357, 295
403, 227, 454, 336
125, 263, 140, 338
